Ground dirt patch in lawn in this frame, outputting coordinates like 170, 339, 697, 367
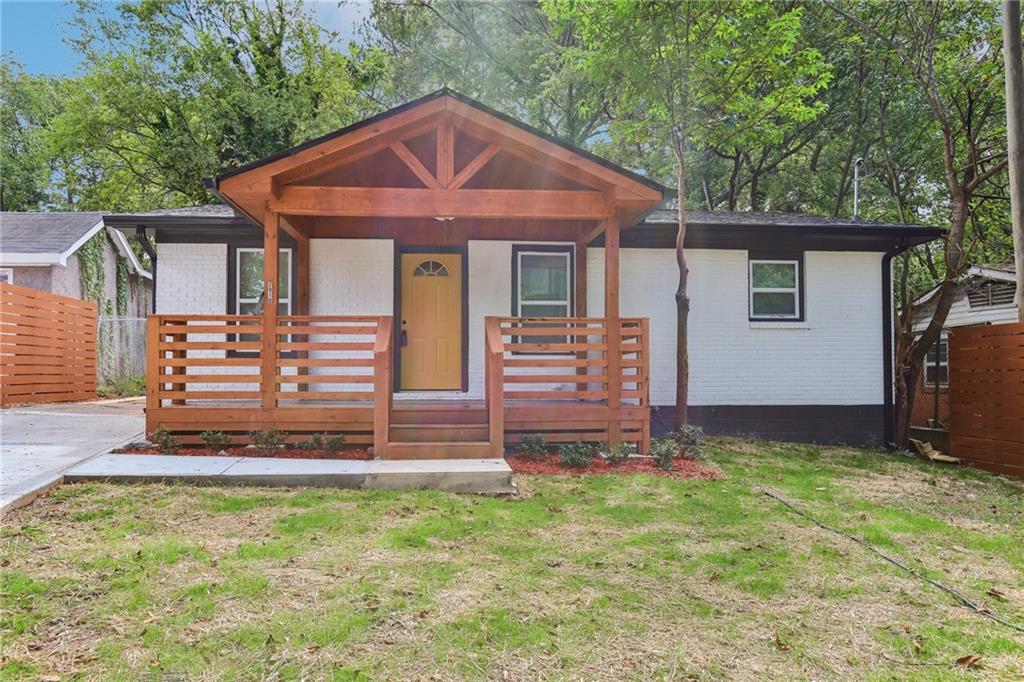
506, 453, 721, 479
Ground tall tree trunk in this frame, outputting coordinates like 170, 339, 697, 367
894, 196, 970, 447
1003, 0, 1024, 319
674, 143, 690, 428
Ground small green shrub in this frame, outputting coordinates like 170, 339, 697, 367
296, 433, 325, 451
148, 427, 180, 455
559, 441, 596, 468
297, 433, 346, 452
97, 374, 146, 398
606, 441, 636, 465
650, 437, 679, 470
248, 429, 286, 455
200, 430, 232, 453
520, 433, 547, 459
671, 425, 705, 460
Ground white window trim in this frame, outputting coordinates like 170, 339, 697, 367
516, 249, 572, 317
924, 336, 949, 388
749, 259, 800, 320
0, 267, 12, 284
236, 247, 292, 315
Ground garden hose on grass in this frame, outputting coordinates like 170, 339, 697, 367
759, 487, 1024, 634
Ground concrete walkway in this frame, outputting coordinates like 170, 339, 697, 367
66, 453, 516, 494
1, 399, 145, 516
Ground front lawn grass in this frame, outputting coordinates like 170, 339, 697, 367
1, 439, 1022, 680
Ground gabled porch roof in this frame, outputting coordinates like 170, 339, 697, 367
207, 88, 666, 236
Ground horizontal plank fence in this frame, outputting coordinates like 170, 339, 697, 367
948, 321, 1024, 478
0, 282, 98, 406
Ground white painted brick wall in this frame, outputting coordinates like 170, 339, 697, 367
304, 239, 394, 393
156, 243, 226, 314
589, 248, 884, 406
155, 240, 885, 405
309, 239, 393, 315
466, 241, 512, 399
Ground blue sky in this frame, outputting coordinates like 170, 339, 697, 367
0, 0, 370, 75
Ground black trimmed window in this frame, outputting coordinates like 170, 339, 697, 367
513, 247, 573, 318
227, 244, 296, 352
235, 247, 292, 317
749, 255, 803, 321
511, 244, 575, 347
924, 336, 948, 387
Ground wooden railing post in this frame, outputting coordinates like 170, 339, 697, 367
373, 315, 394, 458
485, 317, 505, 457
260, 208, 280, 412
639, 318, 651, 454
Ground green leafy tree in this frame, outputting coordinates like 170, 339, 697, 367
43, 0, 384, 209
363, 0, 611, 146
830, 0, 1010, 446
546, 0, 831, 426
0, 61, 57, 210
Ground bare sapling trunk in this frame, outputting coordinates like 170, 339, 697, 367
1003, 0, 1024, 318
674, 143, 690, 428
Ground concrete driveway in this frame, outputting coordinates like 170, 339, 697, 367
0, 399, 145, 515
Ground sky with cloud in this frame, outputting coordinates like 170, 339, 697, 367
0, 0, 370, 75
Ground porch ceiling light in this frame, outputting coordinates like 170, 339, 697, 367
434, 216, 455, 222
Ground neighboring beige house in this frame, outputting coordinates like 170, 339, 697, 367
0, 212, 153, 383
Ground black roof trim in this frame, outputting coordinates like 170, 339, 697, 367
210, 88, 668, 195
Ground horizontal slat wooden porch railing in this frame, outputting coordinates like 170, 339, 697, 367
485, 316, 650, 452
146, 314, 392, 447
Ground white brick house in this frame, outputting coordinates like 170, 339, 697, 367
104, 90, 940, 452
109, 206, 937, 445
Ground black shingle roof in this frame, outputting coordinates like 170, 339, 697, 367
0, 212, 104, 254
642, 207, 935, 231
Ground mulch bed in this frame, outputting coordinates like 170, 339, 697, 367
112, 445, 374, 460
506, 453, 721, 479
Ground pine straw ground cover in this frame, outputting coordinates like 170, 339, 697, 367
2, 440, 1023, 681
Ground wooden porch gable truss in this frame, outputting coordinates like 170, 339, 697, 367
214, 90, 664, 227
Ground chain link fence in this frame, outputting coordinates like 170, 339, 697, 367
96, 316, 148, 386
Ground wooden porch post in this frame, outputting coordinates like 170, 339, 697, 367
261, 208, 280, 412
604, 219, 622, 447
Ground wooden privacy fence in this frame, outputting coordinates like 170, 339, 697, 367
948, 321, 1024, 478
0, 282, 98, 406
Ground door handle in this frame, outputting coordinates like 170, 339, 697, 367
400, 329, 408, 347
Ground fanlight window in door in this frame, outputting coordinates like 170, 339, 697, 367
413, 260, 450, 277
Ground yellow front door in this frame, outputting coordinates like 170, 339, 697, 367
400, 252, 462, 390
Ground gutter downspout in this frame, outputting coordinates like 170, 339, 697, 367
881, 237, 906, 448
136, 227, 157, 313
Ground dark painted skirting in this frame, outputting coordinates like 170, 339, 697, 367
651, 404, 885, 447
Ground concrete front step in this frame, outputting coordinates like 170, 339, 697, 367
64, 454, 516, 495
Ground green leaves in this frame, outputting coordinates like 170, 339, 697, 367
14, 0, 382, 211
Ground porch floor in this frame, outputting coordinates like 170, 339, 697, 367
65, 453, 516, 495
